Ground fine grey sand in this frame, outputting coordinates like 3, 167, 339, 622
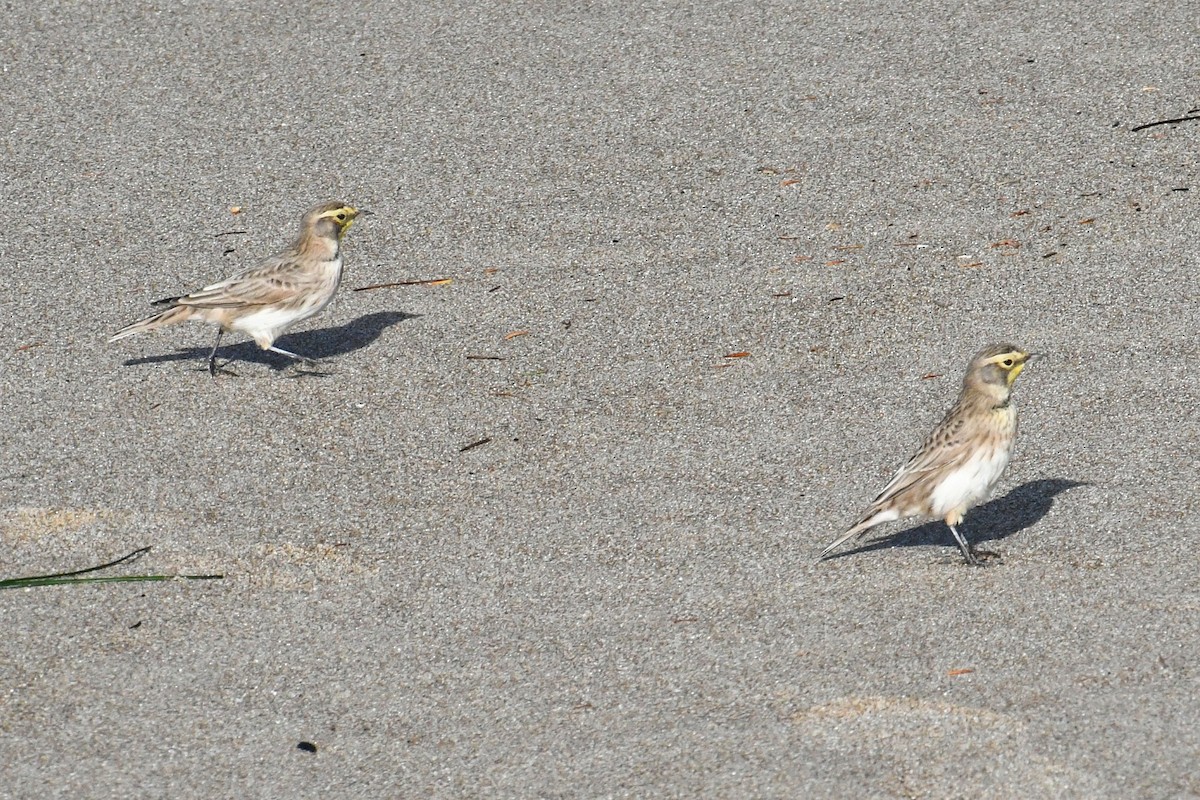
2, 1, 1198, 797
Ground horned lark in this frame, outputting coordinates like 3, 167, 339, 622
819, 344, 1035, 565
109, 201, 363, 375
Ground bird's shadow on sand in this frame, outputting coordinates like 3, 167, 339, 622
120, 310, 418, 372
830, 478, 1089, 560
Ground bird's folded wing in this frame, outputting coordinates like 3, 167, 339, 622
870, 433, 970, 506
176, 271, 301, 308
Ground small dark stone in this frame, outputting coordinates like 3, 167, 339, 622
297, 741, 317, 753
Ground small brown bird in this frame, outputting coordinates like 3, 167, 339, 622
819, 344, 1036, 565
109, 201, 362, 375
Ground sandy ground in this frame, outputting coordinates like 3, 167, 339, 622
2, 1, 1198, 797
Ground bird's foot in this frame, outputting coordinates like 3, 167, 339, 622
962, 547, 1001, 566
206, 359, 240, 378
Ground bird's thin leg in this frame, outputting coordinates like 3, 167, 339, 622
947, 523, 981, 566
207, 330, 225, 377
268, 345, 319, 368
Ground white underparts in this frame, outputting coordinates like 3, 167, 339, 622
929, 445, 1011, 519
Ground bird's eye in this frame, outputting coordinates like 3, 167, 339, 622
1002, 358, 1014, 367
336, 212, 346, 221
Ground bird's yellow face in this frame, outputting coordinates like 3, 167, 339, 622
981, 347, 1032, 386
316, 205, 360, 239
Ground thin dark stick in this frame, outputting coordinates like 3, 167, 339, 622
0, 546, 225, 590
2, 574, 223, 589
459, 437, 491, 453
352, 278, 451, 292
1130, 115, 1200, 132
31, 546, 152, 580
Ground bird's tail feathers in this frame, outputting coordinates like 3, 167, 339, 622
108, 305, 194, 343
817, 507, 899, 561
